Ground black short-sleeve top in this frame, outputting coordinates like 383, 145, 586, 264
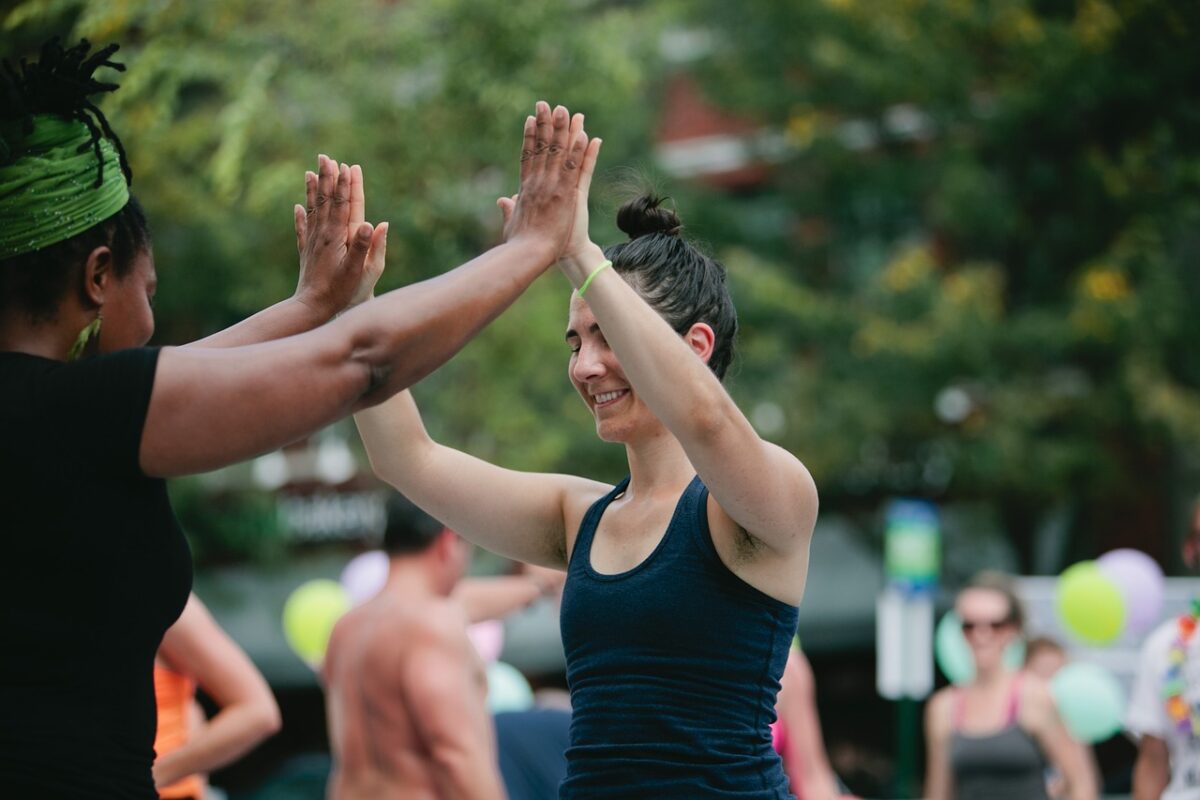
0, 348, 193, 798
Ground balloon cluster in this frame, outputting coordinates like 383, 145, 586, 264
280, 550, 527, 709
1056, 548, 1165, 645
1051, 548, 1164, 743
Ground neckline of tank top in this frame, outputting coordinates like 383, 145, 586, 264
583, 475, 702, 581
952, 671, 1025, 737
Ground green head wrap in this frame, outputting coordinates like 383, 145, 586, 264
0, 115, 130, 259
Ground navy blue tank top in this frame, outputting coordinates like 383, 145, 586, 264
559, 476, 799, 799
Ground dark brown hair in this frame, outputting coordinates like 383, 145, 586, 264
603, 195, 737, 380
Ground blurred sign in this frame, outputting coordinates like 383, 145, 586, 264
883, 498, 940, 592
878, 499, 940, 700
877, 586, 935, 700
277, 491, 385, 543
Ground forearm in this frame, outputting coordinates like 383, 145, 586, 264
186, 296, 331, 349
454, 576, 541, 623
342, 237, 554, 406
1132, 751, 1169, 800
153, 702, 280, 788
354, 389, 434, 483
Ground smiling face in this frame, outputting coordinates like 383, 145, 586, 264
956, 587, 1019, 673
566, 293, 661, 443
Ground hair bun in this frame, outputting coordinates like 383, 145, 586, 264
616, 195, 682, 240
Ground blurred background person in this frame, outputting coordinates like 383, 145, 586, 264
1023, 637, 1101, 800
153, 593, 281, 798
1128, 498, 1200, 800
924, 572, 1096, 800
772, 643, 855, 800
322, 493, 506, 800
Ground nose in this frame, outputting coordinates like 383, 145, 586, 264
571, 341, 607, 385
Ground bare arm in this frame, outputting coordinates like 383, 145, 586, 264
1132, 735, 1170, 800
404, 617, 506, 800
355, 389, 607, 567
453, 575, 545, 624
187, 160, 386, 349
152, 594, 281, 789
924, 690, 953, 800
352, 110, 609, 568
776, 650, 840, 800
555, 197, 817, 557
140, 102, 592, 478
1026, 680, 1098, 800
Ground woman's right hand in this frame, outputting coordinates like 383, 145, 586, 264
501, 101, 600, 263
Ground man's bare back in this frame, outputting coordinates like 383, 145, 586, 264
323, 590, 502, 800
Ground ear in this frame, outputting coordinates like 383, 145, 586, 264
683, 322, 716, 365
81, 245, 114, 308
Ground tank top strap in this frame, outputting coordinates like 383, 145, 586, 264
1006, 671, 1024, 726
568, 476, 631, 571
951, 687, 967, 731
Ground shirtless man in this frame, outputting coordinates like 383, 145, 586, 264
323, 493, 505, 800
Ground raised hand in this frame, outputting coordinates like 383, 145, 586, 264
501, 102, 601, 263
292, 155, 387, 315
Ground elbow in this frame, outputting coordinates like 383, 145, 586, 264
251, 695, 283, 739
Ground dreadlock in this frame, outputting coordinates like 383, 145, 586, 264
1, 37, 132, 188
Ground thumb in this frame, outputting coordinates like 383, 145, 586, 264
347, 221, 374, 264
294, 204, 307, 253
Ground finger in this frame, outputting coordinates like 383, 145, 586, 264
546, 105, 571, 168
346, 221, 374, 269
349, 164, 365, 228
519, 115, 536, 184
565, 129, 587, 174
568, 112, 584, 148
578, 137, 602, 197
316, 155, 335, 215
533, 101, 552, 159
304, 171, 318, 216
332, 162, 351, 227
497, 196, 516, 228
294, 204, 307, 253
366, 221, 388, 275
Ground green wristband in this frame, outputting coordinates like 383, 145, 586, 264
577, 259, 612, 296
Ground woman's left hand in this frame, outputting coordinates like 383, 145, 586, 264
293, 155, 388, 315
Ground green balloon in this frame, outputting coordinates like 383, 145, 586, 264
283, 579, 351, 666
935, 610, 1026, 685
1055, 561, 1126, 644
1051, 662, 1125, 743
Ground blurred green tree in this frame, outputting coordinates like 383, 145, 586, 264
675, 0, 1200, 568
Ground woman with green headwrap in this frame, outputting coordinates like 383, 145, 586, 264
0, 39, 600, 798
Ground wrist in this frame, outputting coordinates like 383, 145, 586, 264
504, 234, 560, 269
561, 243, 608, 287
291, 289, 337, 323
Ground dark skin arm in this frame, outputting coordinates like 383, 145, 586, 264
141, 102, 591, 477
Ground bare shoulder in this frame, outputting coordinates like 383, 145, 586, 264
561, 474, 628, 559
925, 686, 955, 737
1018, 672, 1059, 728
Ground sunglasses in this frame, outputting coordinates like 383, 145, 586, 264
961, 618, 1013, 634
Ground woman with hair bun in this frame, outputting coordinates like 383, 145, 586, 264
356, 139, 818, 797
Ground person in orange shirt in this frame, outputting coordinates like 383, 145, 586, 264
153, 593, 281, 798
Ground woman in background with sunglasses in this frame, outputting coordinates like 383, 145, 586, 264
923, 572, 1097, 800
